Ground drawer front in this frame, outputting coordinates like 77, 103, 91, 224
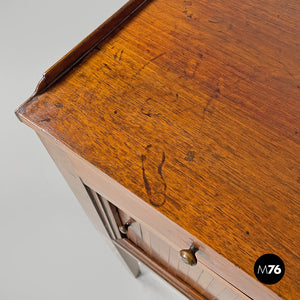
117, 209, 248, 300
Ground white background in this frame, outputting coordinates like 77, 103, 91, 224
0, 1, 186, 299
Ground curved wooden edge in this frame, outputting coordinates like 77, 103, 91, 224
15, 0, 150, 120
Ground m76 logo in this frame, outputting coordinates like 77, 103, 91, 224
257, 265, 282, 275
254, 254, 285, 284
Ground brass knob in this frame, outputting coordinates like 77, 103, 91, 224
119, 219, 134, 234
180, 244, 199, 266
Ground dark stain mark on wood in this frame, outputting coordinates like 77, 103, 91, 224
119, 49, 124, 61
136, 52, 166, 75
141, 154, 151, 197
104, 63, 112, 70
158, 152, 167, 191
146, 144, 152, 151
55, 103, 63, 108
151, 193, 166, 207
183, 0, 193, 19
215, 88, 221, 93
114, 110, 118, 114
185, 151, 195, 161
40, 118, 51, 122
198, 53, 203, 58
184, 0, 192, 6
297, 177, 300, 184
297, 85, 300, 89
295, 130, 298, 135
246, 231, 250, 235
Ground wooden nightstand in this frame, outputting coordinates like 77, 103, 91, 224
16, 0, 299, 299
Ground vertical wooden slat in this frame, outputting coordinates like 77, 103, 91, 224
206, 276, 227, 298
159, 236, 171, 264
188, 263, 204, 285
168, 245, 180, 275
99, 195, 123, 239
178, 259, 190, 280
197, 270, 214, 290
149, 229, 164, 264
88, 190, 116, 239
131, 222, 144, 249
139, 224, 152, 256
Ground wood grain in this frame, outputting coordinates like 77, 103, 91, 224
17, 0, 300, 298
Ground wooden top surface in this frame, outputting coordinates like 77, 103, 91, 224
17, 0, 300, 297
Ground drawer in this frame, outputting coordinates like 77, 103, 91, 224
117, 209, 249, 300
85, 183, 249, 299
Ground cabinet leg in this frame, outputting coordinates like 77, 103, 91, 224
37, 132, 140, 278
115, 244, 141, 278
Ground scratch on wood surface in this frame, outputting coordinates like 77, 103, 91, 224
119, 49, 124, 61
136, 52, 166, 75
104, 63, 112, 70
114, 49, 124, 61
278, 60, 298, 84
